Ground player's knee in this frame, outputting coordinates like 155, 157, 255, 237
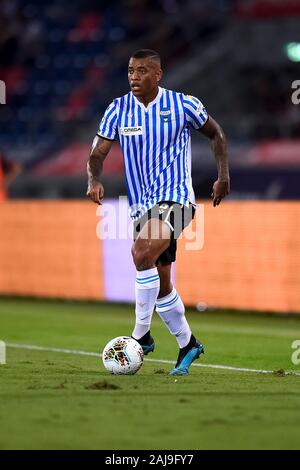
131, 243, 155, 270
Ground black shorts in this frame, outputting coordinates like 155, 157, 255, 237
133, 201, 196, 264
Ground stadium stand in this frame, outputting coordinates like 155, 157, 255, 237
0, 0, 230, 163
0, 0, 299, 199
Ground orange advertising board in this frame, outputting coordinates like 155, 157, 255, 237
0, 201, 299, 313
0, 201, 104, 300
177, 202, 300, 313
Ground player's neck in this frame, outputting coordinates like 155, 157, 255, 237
135, 87, 160, 108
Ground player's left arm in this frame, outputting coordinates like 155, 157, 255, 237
87, 136, 114, 204
199, 116, 230, 207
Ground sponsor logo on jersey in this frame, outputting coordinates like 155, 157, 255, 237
120, 126, 143, 136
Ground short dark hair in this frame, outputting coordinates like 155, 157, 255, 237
130, 49, 161, 64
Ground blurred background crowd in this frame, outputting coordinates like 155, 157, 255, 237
0, 0, 299, 200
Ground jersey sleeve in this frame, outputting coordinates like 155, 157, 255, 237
97, 101, 118, 140
182, 95, 208, 130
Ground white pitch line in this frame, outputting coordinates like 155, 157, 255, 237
6, 342, 300, 377
7, 343, 99, 357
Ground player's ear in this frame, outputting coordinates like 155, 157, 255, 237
157, 68, 163, 82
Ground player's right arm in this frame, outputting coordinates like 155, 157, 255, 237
87, 136, 113, 204
87, 100, 118, 204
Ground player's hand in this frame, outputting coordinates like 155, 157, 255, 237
86, 182, 104, 205
211, 179, 230, 207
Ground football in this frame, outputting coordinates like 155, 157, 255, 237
102, 336, 144, 375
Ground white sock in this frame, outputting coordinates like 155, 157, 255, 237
132, 267, 160, 340
156, 287, 192, 348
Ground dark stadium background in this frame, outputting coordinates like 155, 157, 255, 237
1, 0, 299, 200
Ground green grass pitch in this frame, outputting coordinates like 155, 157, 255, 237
0, 297, 300, 450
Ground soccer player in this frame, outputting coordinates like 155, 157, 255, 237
87, 49, 229, 375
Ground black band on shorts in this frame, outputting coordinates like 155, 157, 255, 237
133, 201, 196, 264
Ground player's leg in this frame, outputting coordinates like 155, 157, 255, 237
156, 262, 199, 359
156, 205, 204, 375
157, 262, 172, 298
131, 217, 172, 354
156, 263, 191, 348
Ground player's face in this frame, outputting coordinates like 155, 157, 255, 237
128, 58, 162, 101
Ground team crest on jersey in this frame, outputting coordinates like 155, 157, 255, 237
160, 109, 171, 122
120, 126, 143, 136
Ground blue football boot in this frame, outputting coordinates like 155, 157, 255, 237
170, 336, 204, 375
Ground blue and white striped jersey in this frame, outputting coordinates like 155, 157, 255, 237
97, 87, 208, 220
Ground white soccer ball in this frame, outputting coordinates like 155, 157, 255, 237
102, 336, 144, 375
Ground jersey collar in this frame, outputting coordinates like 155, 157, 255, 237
132, 87, 163, 111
